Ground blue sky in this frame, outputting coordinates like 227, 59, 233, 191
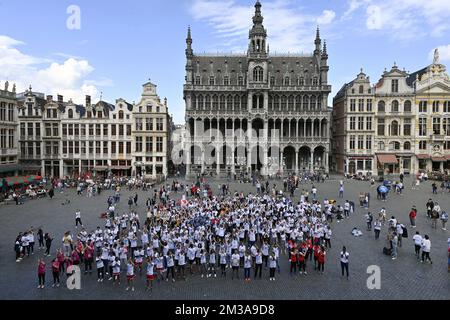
0, 0, 449, 123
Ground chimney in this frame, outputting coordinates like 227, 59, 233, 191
57, 95, 63, 103
47, 95, 53, 102
86, 95, 91, 107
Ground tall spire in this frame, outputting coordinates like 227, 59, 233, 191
322, 41, 328, 57
315, 26, 321, 55
186, 26, 193, 58
250, 0, 266, 37
249, 1, 267, 55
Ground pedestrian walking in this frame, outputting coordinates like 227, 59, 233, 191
75, 210, 83, 229
413, 231, 422, 260
421, 235, 432, 264
409, 207, 417, 228
441, 211, 448, 231
374, 219, 382, 240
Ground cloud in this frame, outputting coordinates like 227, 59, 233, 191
344, 0, 450, 39
189, 0, 334, 53
0, 35, 110, 104
317, 10, 336, 25
343, 0, 370, 19
429, 45, 450, 63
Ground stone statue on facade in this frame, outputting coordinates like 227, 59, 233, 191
433, 48, 439, 65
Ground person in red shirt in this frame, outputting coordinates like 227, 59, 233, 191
71, 249, 80, 265
84, 241, 94, 274
289, 249, 297, 275
37, 259, 46, 289
57, 249, 65, 273
306, 238, 313, 262
298, 248, 307, 275
313, 244, 320, 270
409, 206, 417, 228
317, 246, 326, 274
51, 258, 60, 287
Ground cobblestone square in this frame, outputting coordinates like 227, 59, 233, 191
0, 176, 449, 300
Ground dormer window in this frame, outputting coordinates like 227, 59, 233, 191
359, 85, 364, 94
391, 79, 399, 93
118, 110, 124, 120
87, 111, 92, 118
97, 111, 103, 119
147, 105, 152, 113
68, 109, 74, 119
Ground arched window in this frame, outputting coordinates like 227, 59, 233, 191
205, 95, 211, 110
234, 95, 240, 109
198, 95, 204, 110
303, 96, 309, 110
295, 96, 301, 110
118, 110, 124, 119
212, 95, 219, 109
68, 109, 73, 119
281, 96, 287, 110
359, 85, 364, 94
253, 67, 263, 82
219, 95, 225, 109
392, 100, 399, 112
378, 101, 385, 112
404, 142, 411, 150
391, 120, 399, 136
274, 95, 280, 110
227, 95, 233, 110
390, 141, 400, 150
284, 77, 290, 86
288, 96, 294, 111
404, 100, 412, 112
310, 96, 316, 110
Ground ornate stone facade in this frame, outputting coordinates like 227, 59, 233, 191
184, 1, 331, 177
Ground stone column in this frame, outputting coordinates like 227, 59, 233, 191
216, 147, 220, 176
201, 149, 205, 174
310, 150, 314, 171
186, 147, 191, 177
295, 150, 299, 174
304, 120, 307, 137
288, 119, 291, 139
325, 151, 329, 173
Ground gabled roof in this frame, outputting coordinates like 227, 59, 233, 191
406, 67, 427, 86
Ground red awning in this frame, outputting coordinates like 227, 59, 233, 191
416, 154, 430, 160
446, 155, 450, 160
377, 154, 398, 165
431, 157, 446, 162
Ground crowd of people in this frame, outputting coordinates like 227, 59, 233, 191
9, 173, 450, 294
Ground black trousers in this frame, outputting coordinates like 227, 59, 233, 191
97, 267, 104, 279
341, 262, 349, 277
254, 264, 262, 278
38, 274, 45, 285
269, 268, 276, 277
52, 271, 60, 284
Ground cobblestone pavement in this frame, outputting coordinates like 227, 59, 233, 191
0, 176, 449, 300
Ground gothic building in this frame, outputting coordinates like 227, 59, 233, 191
184, 1, 331, 177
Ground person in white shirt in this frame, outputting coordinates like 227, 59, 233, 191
126, 258, 135, 291
112, 257, 121, 285
244, 253, 252, 282
269, 253, 277, 281
340, 246, 350, 279
254, 250, 263, 279
412, 231, 423, 259
165, 252, 175, 282
208, 249, 216, 278
146, 257, 156, 291
421, 235, 432, 264
75, 210, 83, 229
231, 250, 240, 280
96, 253, 104, 282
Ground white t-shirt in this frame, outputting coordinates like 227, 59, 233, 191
126, 263, 134, 276
75, 211, 81, 219
146, 262, 154, 276
413, 234, 423, 246
96, 257, 104, 269
112, 261, 121, 274
340, 251, 349, 263
231, 254, 240, 267
421, 239, 431, 252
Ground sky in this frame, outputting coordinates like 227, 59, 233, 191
0, 0, 449, 124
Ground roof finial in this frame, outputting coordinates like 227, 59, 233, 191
29, 85, 32, 92
316, 25, 320, 40
186, 25, 193, 58
433, 48, 440, 64
100, 91, 103, 101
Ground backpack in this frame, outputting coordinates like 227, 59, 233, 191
442, 212, 449, 222
402, 226, 408, 238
